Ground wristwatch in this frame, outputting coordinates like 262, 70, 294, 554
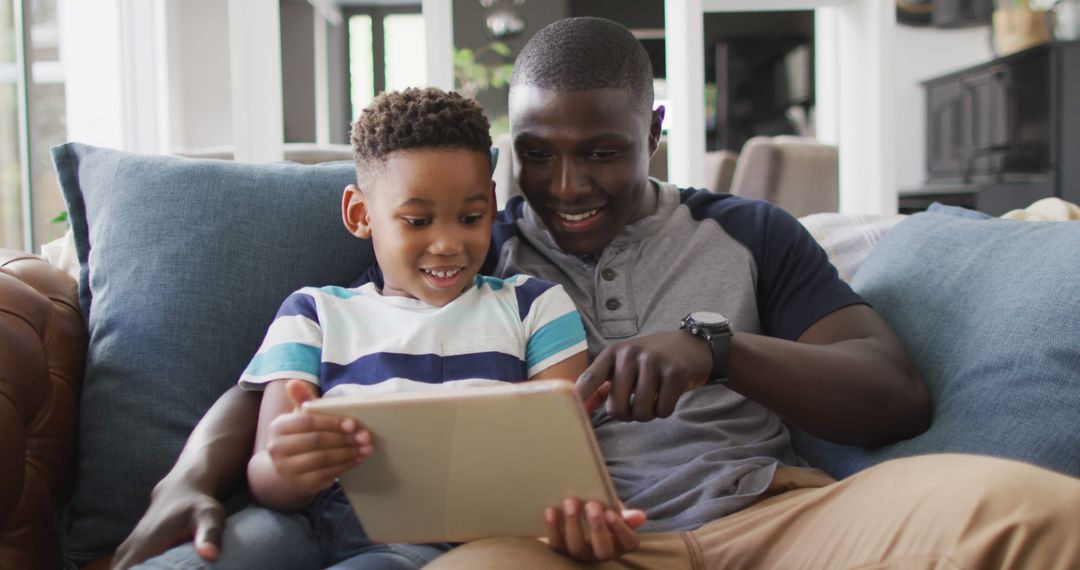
679, 311, 732, 385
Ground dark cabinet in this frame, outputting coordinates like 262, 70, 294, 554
901, 41, 1080, 215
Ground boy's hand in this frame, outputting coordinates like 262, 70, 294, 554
543, 499, 646, 562
263, 380, 374, 497
575, 330, 712, 422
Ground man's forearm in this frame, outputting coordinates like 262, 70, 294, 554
726, 306, 930, 447
155, 386, 261, 499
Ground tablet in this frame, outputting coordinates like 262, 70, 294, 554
303, 380, 618, 544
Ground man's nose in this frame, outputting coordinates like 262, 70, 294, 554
551, 158, 589, 202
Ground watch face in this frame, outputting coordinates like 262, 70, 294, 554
689, 311, 728, 326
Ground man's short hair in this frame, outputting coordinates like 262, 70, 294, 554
511, 17, 654, 112
350, 87, 492, 189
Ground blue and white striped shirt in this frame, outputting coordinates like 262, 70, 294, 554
239, 274, 587, 397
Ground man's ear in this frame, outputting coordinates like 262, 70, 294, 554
342, 184, 372, 239
648, 105, 666, 157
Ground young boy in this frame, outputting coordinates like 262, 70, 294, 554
236, 87, 588, 569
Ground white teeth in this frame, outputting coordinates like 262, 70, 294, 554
423, 268, 461, 279
557, 209, 599, 222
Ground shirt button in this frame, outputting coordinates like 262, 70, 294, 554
605, 298, 621, 311
601, 268, 616, 281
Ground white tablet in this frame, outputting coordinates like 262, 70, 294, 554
303, 380, 617, 544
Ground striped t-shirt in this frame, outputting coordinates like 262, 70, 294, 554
239, 274, 587, 397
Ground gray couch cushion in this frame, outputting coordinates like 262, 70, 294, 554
52, 142, 374, 564
791, 212, 1080, 478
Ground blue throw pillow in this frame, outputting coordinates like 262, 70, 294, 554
52, 143, 374, 564
790, 212, 1080, 478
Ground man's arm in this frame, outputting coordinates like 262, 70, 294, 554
112, 386, 260, 569
577, 303, 930, 447
728, 303, 929, 446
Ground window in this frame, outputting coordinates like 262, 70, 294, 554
0, 0, 67, 252
345, 4, 426, 121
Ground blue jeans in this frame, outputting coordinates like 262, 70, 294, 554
135, 487, 452, 569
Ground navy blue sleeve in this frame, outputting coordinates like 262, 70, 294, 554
681, 189, 866, 341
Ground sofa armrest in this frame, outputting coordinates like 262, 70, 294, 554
0, 249, 86, 569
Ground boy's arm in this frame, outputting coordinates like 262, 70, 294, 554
248, 379, 372, 512
112, 386, 259, 569
529, 350, 647, 563
528, 351, 587, 382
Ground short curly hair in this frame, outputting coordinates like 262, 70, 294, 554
350, 87, 492, 190
511, 17, 653, 113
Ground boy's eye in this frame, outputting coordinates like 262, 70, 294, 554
403, 217, 430, 227
461, 213, 485, 225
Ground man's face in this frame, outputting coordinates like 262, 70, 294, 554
509, 86, 663, 256
344, 149, 494, 307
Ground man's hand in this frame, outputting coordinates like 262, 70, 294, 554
575, 330, 712, 421
544, 499, 646, 563
111, 481, 226, 569
249, 380, 374, 509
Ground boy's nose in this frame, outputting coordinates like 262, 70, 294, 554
427, 229, 464, 256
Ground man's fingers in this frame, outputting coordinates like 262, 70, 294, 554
576, 349, 614, 402
191, 501, 226, 561
285, 379, 320, 411
607, 348, 638, 420
632, 356, 660, 422
655, 365, 685, 419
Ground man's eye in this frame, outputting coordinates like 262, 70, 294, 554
588, 149, 618, 160
520, 149, 552, 162
461, 213, 485, 225
403, 217, 430, 227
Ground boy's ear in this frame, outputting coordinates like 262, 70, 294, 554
648, 105, 666, 157
342, 184, 373, 239
490, 180, 498, 218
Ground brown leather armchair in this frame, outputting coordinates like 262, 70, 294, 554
0, 249, 86, 569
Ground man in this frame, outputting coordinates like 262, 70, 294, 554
116, 17, 1078, 570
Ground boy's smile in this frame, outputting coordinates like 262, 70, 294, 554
509, 86, 664, 256
343, 149, 494, 307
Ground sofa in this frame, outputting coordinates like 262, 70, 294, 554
1, 143, 1078, 569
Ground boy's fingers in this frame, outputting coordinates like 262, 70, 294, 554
584, 502, 614, 560
621, 508, 647, 530
267, 429, 364, 459
607, 511, 641, 554
285, 379, 319, 411
271, 411, 357, 437
273, 446, 366, 478
561, 499, 588, 558
544, 508, 566, 553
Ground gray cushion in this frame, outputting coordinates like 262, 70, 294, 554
791, 212, 1080, 478
52, 142, 374, 564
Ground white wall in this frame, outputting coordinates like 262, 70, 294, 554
170, 0, 233, 150
894, 25, 993, 191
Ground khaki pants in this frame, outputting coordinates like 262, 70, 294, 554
428, 454, 1080, 569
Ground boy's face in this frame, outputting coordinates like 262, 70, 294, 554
509, 85, 663, 256
343, 149, 494, 307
